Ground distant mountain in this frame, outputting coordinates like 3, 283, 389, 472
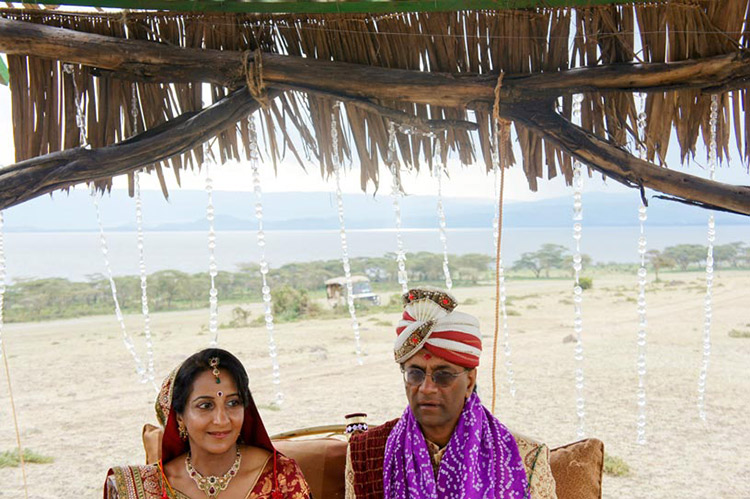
3, 189, 748, 232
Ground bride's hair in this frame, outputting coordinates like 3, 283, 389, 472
172, 348, 252, 414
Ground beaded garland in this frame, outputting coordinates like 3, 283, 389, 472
185, 446, 241, 498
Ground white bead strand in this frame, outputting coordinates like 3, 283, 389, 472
131, 83, 156, 389
92, 187, 148, 383
698, 95, 719, 422
204, 150, 220, 347
134, 171, 156, 390
66, 65, 148, 385
571, 93, 586, 439
249, 117, 284, 406
490, 121, 516, 399
635, 98, 649, 444
331, 105, 364, 365
433, 139, 453, 290
387, 123, 409, 293
62, 64, 88, 148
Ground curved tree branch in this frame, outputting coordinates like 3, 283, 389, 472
0, 87, 266, 209
506, 101, 750, 215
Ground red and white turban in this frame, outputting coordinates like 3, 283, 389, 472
394, 287, 481, 368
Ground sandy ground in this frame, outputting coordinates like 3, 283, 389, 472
0, 270, 749, 498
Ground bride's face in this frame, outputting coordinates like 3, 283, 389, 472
179, 368, 244, 456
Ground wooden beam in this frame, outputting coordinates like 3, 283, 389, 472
24, 0, 662, 15
507, 101, 750, 216
0, 87, 266, 210
0, 17, 490, 108
4, 18, 750, 110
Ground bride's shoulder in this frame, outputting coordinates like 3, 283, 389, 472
239, 445, 272, 474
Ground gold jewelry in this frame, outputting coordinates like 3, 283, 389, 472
185, 446, 241, 498
402, 287, 457, 312
209, 357, 221, 384
178, 420, 188, 441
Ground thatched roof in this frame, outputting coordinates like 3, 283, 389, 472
1, 1, 750, 212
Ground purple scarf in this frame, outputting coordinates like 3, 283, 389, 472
383, 393, 528, 498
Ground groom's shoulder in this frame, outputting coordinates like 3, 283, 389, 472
349, 418, 400, 463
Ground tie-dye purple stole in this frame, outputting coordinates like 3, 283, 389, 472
383, 393, 528, 498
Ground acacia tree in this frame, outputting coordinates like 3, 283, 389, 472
645, 249, 676, 282
512, 244, 568, 278
713, 242, 747, 268
563, 253, 592, 278
663, 244, 706, 271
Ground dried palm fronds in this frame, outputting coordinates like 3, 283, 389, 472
2, 1, 749, 195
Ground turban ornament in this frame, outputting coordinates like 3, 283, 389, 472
394, 287, 482, 368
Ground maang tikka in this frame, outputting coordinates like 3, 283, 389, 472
209, 357, 221, 384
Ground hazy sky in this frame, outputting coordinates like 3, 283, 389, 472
1, 61, 747, 203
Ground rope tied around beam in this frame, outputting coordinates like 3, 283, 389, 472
243, 48, 270, 109
492, 72, 512, 160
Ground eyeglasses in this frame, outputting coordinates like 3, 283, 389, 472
402, 367, 469, 388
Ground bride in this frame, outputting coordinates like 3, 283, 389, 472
105, 348, 310, 498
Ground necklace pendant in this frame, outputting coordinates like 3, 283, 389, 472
185, 446, 242, 499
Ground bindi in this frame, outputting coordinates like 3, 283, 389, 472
422, 352, 432, 360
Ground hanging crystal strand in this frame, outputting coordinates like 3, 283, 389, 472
249, 117, 284, 406
93, 187, 148, 382
387, 123, 409, 293
134, 171, 157, 390
635, 96, 649, 444
433, 139, 453, 290
698, 95, 719, 422
490, 121, 516, 399
131, 83, 156, 390
571, 93, 586, 439
63, 64, 88, 148
331, 104, 364, 365
204, 148, 220, 347
65, 64, 147, 384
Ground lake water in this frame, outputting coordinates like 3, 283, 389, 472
5, 225, 748, 282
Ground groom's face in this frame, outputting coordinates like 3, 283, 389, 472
402, 350, 476, 440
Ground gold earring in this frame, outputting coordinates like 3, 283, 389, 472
178, 421, 188, 441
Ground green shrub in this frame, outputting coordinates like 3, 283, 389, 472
220, 306, 252, 329
728, 329, 750, 339
578, 277, 593, 290
0, 449, 54, 468
273, 286, 316, 321
603, 454, 630, 477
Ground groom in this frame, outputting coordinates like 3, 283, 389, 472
345, 287, 556, 498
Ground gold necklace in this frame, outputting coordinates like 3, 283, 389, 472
185, 446, 242, 498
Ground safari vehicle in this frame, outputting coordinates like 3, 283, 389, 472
325, 276, 381, 307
